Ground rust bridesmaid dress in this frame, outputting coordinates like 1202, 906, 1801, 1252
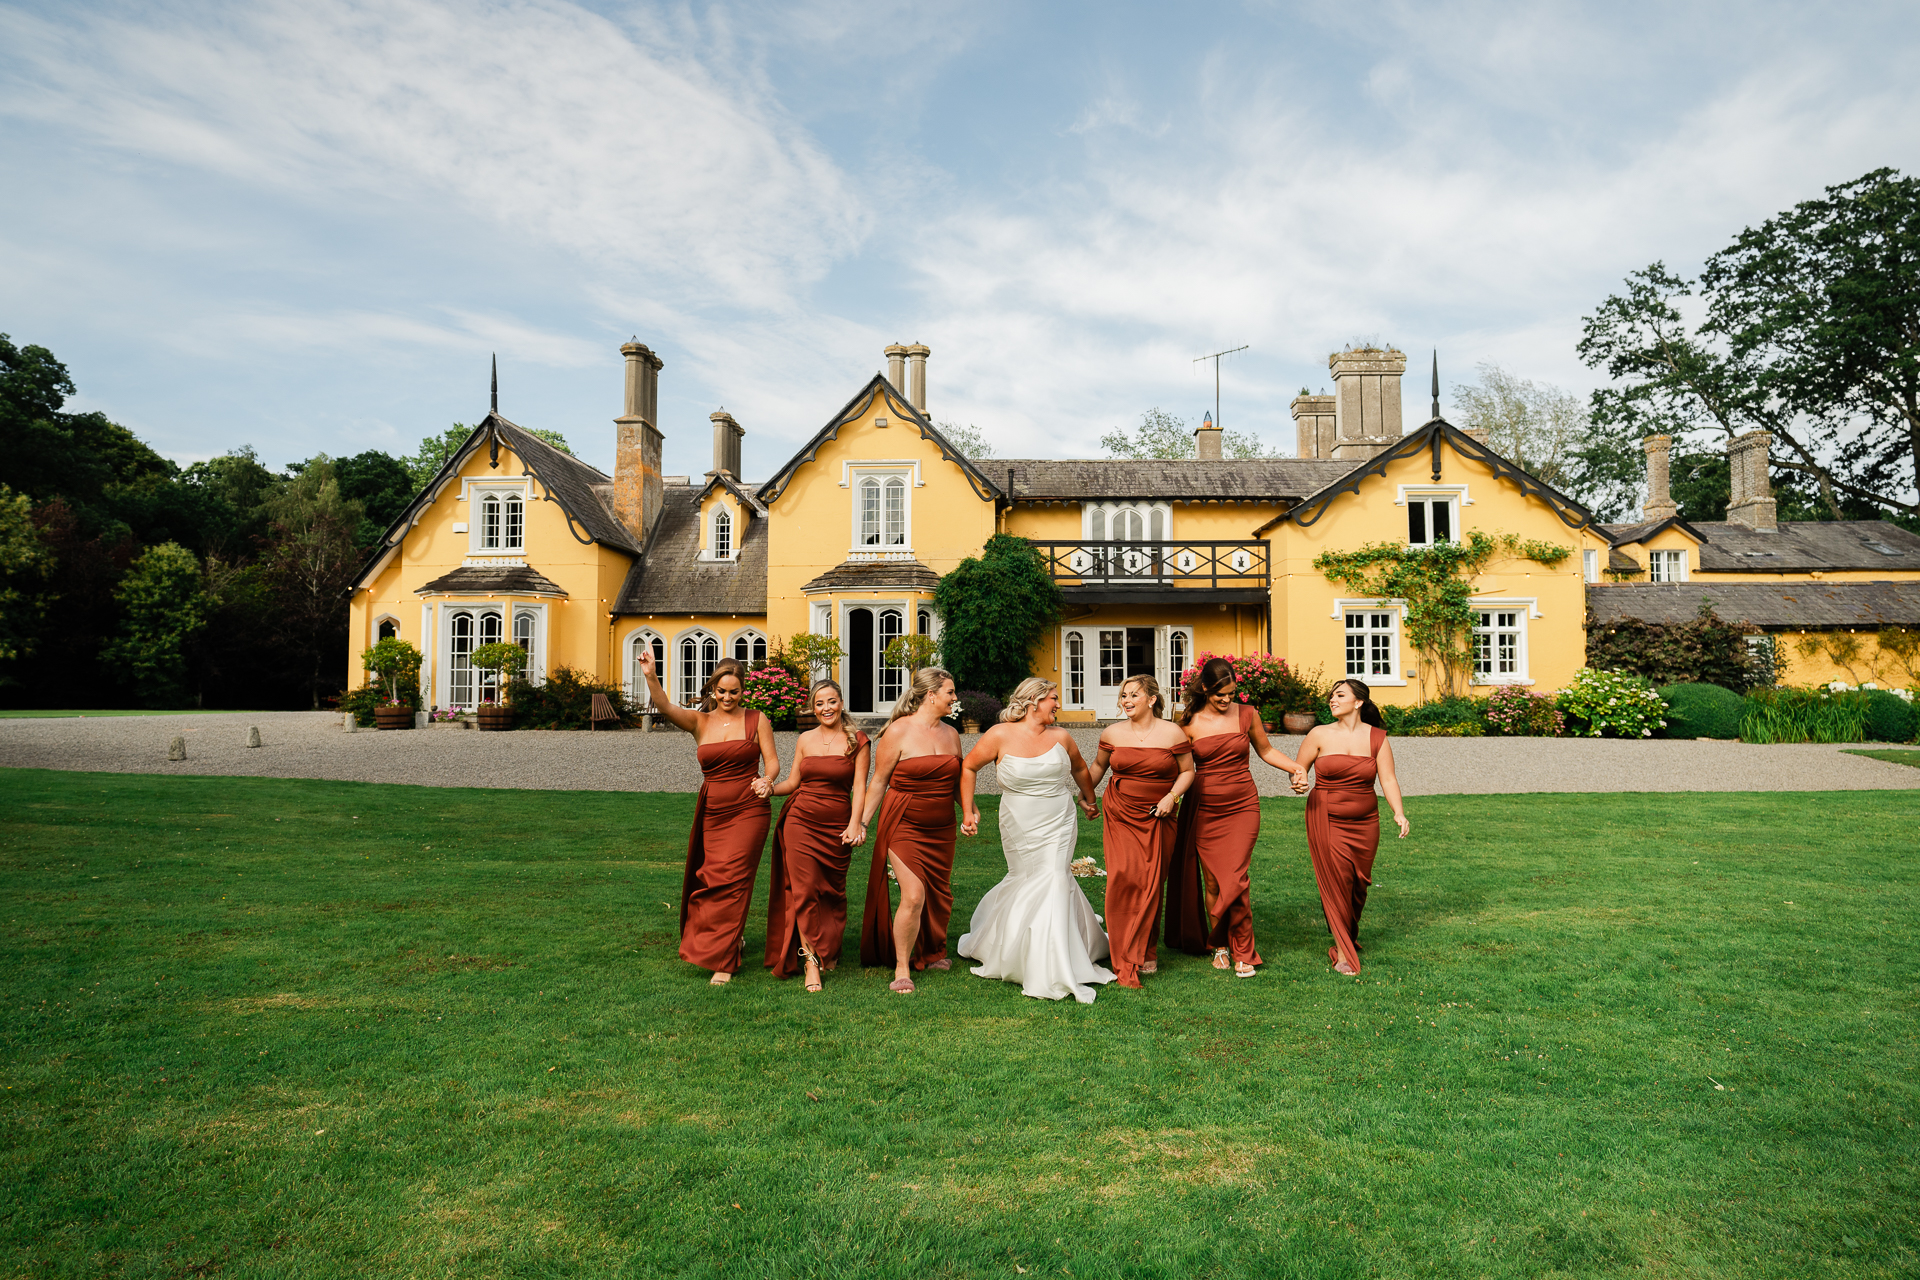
1306, 726, 1386, 975
764, 732, 869, 979
1164, 703, 1263, 966
679, 708, 772, 975
1101, 744, 1189, 986
858, 755, 962, 972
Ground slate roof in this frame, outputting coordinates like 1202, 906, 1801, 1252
993, 458, 1356, 502
416, 565, 568, 597
1600, 516, 1706, 547
758, 374, 1004, 503
800, 559, 943, 593
1587, 581, 1920, 629
612, 485, 768, 616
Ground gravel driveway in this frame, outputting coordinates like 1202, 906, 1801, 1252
2, 711, 1916, 796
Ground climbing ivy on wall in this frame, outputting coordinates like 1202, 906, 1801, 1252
1314, 531, 1572, 697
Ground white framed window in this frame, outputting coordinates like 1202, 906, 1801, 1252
1083, 502, 1171, 542
730, 628, 768, 666
375, 615, 399, 642
511, 606, 545, 686
917, 607, 932, 636
809, 602, 832, 635
466, 483, 528, 554
1649, 549, 1687, 582
1066, 631, 1087, 707
1406, 495, 1456, 546
1472, 609, 1526, 682
444, 607, 507, 708
855, 474, 911, 549
1344, 609, 1401, 681
712, 506, 733, 560
1168, 627, 1190, 693
1583, 549, 1600, 584
675, 630, 720, 706
1099, 629, 1124, 688
627, 630, 666, 707
878, 608, 906, 703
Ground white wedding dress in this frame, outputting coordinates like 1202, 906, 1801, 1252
958, 742, 1116, 1003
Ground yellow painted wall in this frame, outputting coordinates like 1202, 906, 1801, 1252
1267, 440, 1591, 706
346, 441, 635, 701
1770, 629, 1920, 690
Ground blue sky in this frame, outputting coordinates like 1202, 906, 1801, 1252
3, 0, 1918, 482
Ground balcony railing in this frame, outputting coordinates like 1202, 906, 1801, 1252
1029, 540, 1271, 598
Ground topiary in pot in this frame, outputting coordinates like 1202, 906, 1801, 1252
956, 690, 1003, 731
470, 642, 527, 729
1861, 689, 1916, 743
1656, 682, 1747, 739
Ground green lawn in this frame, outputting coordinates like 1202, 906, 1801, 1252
1845, 749, 1920, 769
0, 709, 263, 719
2, 769, 1914, 1279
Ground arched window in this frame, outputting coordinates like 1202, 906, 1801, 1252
1089, 508, 1106, 540
478, 611, 504, 702
1115, 509, 1145, 541
878, 608, 906, 703
504, 496, 524, 549
480, 496, 502, 549
860, 478, 882, 545
1066, 631, 1086, 707
377, 618, 398, 641
884, 478, 906, 545
449, 612, 476, 707
712, 507, 732, 560
1169, 628, 1190, 691
677, 632, 719, 706
917, 608, 932, 636
629, 631, 665, 706
730, 630, 768, 666
513, 610, 537, 682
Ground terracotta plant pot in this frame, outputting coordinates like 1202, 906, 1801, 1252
374, 705, 415, 731
962, 718, 981, 734
476, 705, 514, 732
1282, 711, 1318, 735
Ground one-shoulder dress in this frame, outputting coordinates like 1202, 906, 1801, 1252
764, 732, 868, 978
1306, 727, 1386, 974
679, 709, 772, 975
1164, 703, 1263, 966
1101, 744, 1189, 984
858, 754, 961, 971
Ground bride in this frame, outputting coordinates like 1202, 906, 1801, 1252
957, 677, 1116, 1003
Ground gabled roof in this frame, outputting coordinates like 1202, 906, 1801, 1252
1599, 516, 1708, 547
994, 458, 1354, 502
612, 483, 768, 616
1257, 416, 1598, 536
1587, 581, 1920, 629
757, 374, 1003, 504
347, 411, 641, 591
698, 470, 769, 516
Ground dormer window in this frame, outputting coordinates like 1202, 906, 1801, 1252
476, 491, 525, 552
858, 475, 908, 547
713, 507, 733, 560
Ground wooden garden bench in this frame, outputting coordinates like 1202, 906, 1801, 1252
590, 692, 620, 730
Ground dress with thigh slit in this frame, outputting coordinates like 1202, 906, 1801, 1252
764, 732, 867, 978
1101, 745, 1188, 983
679, 709, 772, 974
1306, 727, 1386, 974
1163, 704, 1263, 965
858, 754, 961, 971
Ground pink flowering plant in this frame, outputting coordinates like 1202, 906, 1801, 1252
1178, 650, 1326, 713
740, 664, 809, 727
1483, 685, 1565, 736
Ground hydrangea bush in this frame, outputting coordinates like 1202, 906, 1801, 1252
1556, 668, 1667, 738
1484, 685, 1565, 736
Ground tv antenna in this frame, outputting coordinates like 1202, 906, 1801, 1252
1192, 345, 1249, 435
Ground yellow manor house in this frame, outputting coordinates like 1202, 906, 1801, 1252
346, 341, 1920, 718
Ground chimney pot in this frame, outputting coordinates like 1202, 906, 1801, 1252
1327, 348, 1408, 461
1640, 435, 1679, 522
1195, 411, 1223, 461
885, 344, 908, 394
905, 343, 929, 414
1290, 392, 1336, 459
709, 410, 744, 478
1726, 430, 1778, 530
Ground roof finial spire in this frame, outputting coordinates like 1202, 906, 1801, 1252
1430, 349, 1440, 421
491, 354, 499, 414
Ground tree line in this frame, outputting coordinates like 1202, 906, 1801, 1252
0, 336, 569, 710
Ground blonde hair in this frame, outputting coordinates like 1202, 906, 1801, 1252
699, 658, 748, 712
1001, 677, 1059, 723
809, 679, 859, 756
1120, 674, 1165, 719
883, 665, 955, 729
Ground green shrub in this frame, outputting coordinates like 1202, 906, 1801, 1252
1380, 695, 1489, 736
1483, 686, 1564, 736
1657, 682, 1747, 740
1585, 604, 1763, 691
332, 683, 388, 728
956, 690, 1003, 726
1739, 688, 1867, 744
1862, 689, 1916, 743
506, 667, 636, 730
1557, 668, 1667, 738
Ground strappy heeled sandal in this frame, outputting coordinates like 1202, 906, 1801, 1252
1235, 961, 1258, 978
799, 940, 823, 994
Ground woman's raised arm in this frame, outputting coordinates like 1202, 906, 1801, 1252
636, 648, 700, 735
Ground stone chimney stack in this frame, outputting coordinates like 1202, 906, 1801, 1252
1290, 392, 1336, 459
885, 344, 908, 392
1194, 411, 1223, 460
709, 410, 743, 478
1328, 348, 1407, 461
614, 340, 664, 546
1640, 435, 1679, 522
1726, 430, 1778, 530
905, 343, 929, 414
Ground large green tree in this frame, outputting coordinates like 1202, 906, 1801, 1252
1578, 168, 1920, 525
102, 542, 208, 707
259, 460, 366, 709
0, 484, 55, 674
932, 535, 1062, 698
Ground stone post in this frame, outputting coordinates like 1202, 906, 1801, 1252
1726, 430, 1778, 530
1290, 393, 1336, 459
905, 344, 930, 414
614, 341, 665, 547
1640, 435, 1679, 522
1328, 349, 1408, 461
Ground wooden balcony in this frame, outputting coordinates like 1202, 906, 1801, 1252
1029, 540, 1271, 604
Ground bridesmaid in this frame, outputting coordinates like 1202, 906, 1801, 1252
637, 651, 776, 985
764, 680, 870, 993
1291, 678, 1410, 976
1087, 675, 1194, 989
1163, 656, 1304, 978
858, 666, 963, 994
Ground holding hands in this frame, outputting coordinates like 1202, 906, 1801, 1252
961, 807, 981, 837
1078, 795, 1099, 820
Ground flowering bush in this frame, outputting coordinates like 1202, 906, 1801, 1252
1484, 685, 1564, 737
428, 707, 463, 723
1178, 651, 1327, 714
1556, 668, 1667, 738
740, 664, 809, 727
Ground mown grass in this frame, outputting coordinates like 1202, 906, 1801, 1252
1, 768, 1914, 1279
1845, 749, 1920, 769
0, 710, 255, 719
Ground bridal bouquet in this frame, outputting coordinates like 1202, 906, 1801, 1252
1069, 857, 1106, 879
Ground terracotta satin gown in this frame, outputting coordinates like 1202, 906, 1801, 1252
859, 755, 962, 971
1307, 727, 1386, 974
679, 709, 772, 975
1101, 745, 1189, 983
1164, 704, 1264, 965
764, 732, 868, 979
